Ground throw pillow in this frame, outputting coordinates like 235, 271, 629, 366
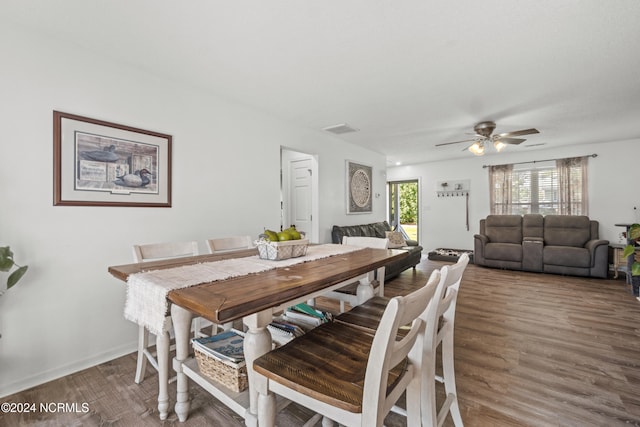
385, 231, 406, 248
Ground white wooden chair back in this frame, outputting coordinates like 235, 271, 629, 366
130, 240, 200, 385
326, 236, 389, 313
420, 252, 470, 427
206, 236, 253, 253
361, 269, 440, 426
133, 241, 199, 262
342, 235, 389, 249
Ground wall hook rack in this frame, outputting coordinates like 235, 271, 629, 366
436, 179, 471, 230
437, 190, 469, 198
436, 179, 470, 198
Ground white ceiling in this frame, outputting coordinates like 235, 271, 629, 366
5, 1, 640, 165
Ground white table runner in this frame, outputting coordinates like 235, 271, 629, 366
124, 244, 364, 335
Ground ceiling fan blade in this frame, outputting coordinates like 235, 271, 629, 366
435, 138, 477, 147
496, 128, 539, 138
497, 137, 527, 145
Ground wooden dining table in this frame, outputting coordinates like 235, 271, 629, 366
108, 244, 407, 426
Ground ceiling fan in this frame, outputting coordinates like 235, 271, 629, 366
436, 121, 539, 156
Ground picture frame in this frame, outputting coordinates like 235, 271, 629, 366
53, 111, 172, 207
346, 160, 373, 214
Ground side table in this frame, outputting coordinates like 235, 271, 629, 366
610, 244, 628, 280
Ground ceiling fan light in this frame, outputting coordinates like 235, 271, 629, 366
468, 142, 485, 156
494, 140, 506, 152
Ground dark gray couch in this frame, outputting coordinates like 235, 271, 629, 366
474, 214, 609, 278
331, 221, 423, 281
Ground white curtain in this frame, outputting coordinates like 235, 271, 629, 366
489, 156, 589, 215
488, 164, 513, 214
556, 156, 589, 215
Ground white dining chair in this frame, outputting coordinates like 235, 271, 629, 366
206, 235, 254, 331
132, 240, 205, 384
421, 253, 469, 427
253, 269, 441, 427
334, 253, 470, 426
206, 235, 253, 253
322, 236, 389, 313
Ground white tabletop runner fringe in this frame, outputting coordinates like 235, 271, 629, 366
124, 244, 364, 335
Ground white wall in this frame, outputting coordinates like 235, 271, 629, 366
388, 140, 640, 251
0, 23, 387, 396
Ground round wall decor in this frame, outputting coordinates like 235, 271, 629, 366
350, 168, 371, 208
346, 161, 372, 214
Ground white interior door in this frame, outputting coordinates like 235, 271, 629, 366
289, 158, 313, 237
281, 148, 317, 242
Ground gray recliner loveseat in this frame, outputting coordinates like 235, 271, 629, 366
474, 214, 609, 278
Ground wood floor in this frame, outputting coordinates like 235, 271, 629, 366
2, 257, 640, 426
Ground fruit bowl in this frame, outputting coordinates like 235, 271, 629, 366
255, 238, 309, 261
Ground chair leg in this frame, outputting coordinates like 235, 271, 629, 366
421, 347, 439, 427
321, 416, 335, 427
442, 326, 463, 426
256, 377, 276, 427
405, 375, 422, 427
193, 317, 221, 337
192, 317, 202, 338
135, 325, 149, 384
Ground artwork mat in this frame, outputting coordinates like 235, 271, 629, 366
54, 111, 171, 207
346, 160, 373, 214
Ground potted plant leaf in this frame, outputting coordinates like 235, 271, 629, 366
622, 224, 640, 296
0, 246, 28, 294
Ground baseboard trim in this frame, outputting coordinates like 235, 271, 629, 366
0, 341, 136, 399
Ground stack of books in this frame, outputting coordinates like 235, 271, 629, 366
281, 303, 332, 332
191, 330, 245, 365
267, 319, 306, 346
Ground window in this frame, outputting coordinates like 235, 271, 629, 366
489, 156, 588, 215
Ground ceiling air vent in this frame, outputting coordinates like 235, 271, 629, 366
322, 123, 359, 135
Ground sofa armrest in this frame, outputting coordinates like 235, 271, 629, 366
331, 225, 346, 244
405, 239, 418, 247
473, 234, 488, 265
585, 239, 609, 278
474, 234, 489, 244
585, 239, 609, 251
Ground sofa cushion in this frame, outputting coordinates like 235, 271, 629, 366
331, 221, 392, 243
523, 214, 544, 239
485, 215, 523, 244
385, 231, 406, 248
544, 246, 591, 268
485, 242, 522, 262
544, 215, 591, 247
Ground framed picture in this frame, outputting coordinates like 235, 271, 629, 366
53, 111, 172, 207
346, 160, 373, 214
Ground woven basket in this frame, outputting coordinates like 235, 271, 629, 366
193, 348, 248, 392
256, 239, 309, 260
